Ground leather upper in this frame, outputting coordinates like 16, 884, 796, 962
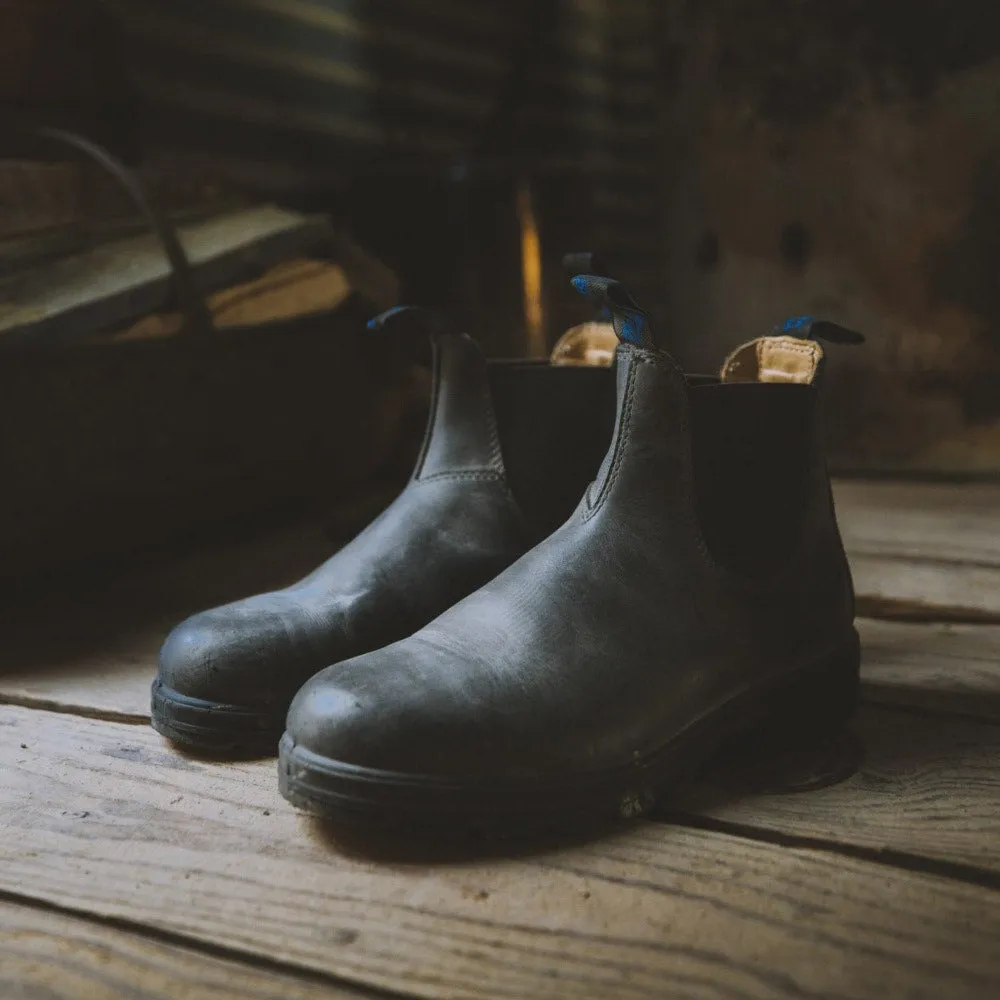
286, 344, 856, 779
157, 333, 613, 714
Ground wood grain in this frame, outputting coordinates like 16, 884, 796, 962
835, 481, 1000, 565
834, 480, 1000, 619
850, 555, 1000, 621
0, 899, 364, 1000
681, 702, 1000, 873
858, 619, 1000, 719
2, 705, 1000, 1000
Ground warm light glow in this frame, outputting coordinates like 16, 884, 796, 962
517, 178, 545, 357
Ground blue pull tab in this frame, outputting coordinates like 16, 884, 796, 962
366, 306, 450, 370
570, 274, 654, 349
367, 305, 450, 336
564, 253, 615, 322
774, 315, 865, 346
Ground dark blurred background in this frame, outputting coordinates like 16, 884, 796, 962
1, 0, 672, 350
1, 0, 999, 587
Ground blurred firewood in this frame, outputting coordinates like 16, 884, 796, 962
111, 259, 353, 342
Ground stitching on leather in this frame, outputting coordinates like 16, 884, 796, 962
481, 363, 505, 473
582, 353, 641, 522
774, 342, 816, 356
586, 349, 711, 568
416, 470, 505, 484
573, 343, 836, 599
412, 337, 443, 481
759, 339, 821, 384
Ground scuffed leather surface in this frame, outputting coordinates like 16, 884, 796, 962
158, 333, 571, 712
288, 345, 856, 779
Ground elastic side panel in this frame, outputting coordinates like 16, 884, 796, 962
488, 362, 616, 538
688, 382, 817, 577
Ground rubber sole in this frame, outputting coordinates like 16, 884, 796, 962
277, 629, 861, 838
150, 678, 284, 755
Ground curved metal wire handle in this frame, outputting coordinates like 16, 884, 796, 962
28, 126, 214, 337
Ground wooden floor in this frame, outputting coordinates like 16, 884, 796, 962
2, 480, 999, 1000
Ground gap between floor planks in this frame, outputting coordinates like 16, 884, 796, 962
2, 704, 1000, 1000
0, 896, 378, 1000
833, 479, 1000, 620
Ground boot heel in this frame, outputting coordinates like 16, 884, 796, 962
710, 628, 863, 794
757, 628, 861, 744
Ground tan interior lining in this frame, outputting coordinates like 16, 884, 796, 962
546, 323, 824, 385
720, 335, 824, 385
549, 321, 617, 367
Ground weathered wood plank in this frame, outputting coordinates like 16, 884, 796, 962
680, 701, 1000, 873
6, 617, 999, 877
859, 620, 1000, 720
2, 705, 999, 1000
835, 481, 1000, 565
835, 480, 1000, 619
850, 555, 1000, 621
0, 899, 364, 1000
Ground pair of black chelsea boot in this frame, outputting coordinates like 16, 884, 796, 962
152, 267, 862, 836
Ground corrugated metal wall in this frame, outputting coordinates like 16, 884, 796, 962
107, 0, 667, 343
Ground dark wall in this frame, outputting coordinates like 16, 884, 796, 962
659, 0, 1000, 474
0, 0, 135, 154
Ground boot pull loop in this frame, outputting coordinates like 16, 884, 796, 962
720, 315, 865, 385
548, 252, 619, 366
366, 305, 451, 337
27, 126, 213, 338
563, 252, 615, 323
367, 305, 457, 369
772, 315, 865, 346
569, 274, 655, 349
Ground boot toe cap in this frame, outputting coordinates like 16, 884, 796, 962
285, 677, 368, 759
157, 596, 335, 712
286, 649, 449, 773
284, 640, 517, 778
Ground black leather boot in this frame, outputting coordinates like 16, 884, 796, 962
152, 308, 615, 752
279, 278, 863, 834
